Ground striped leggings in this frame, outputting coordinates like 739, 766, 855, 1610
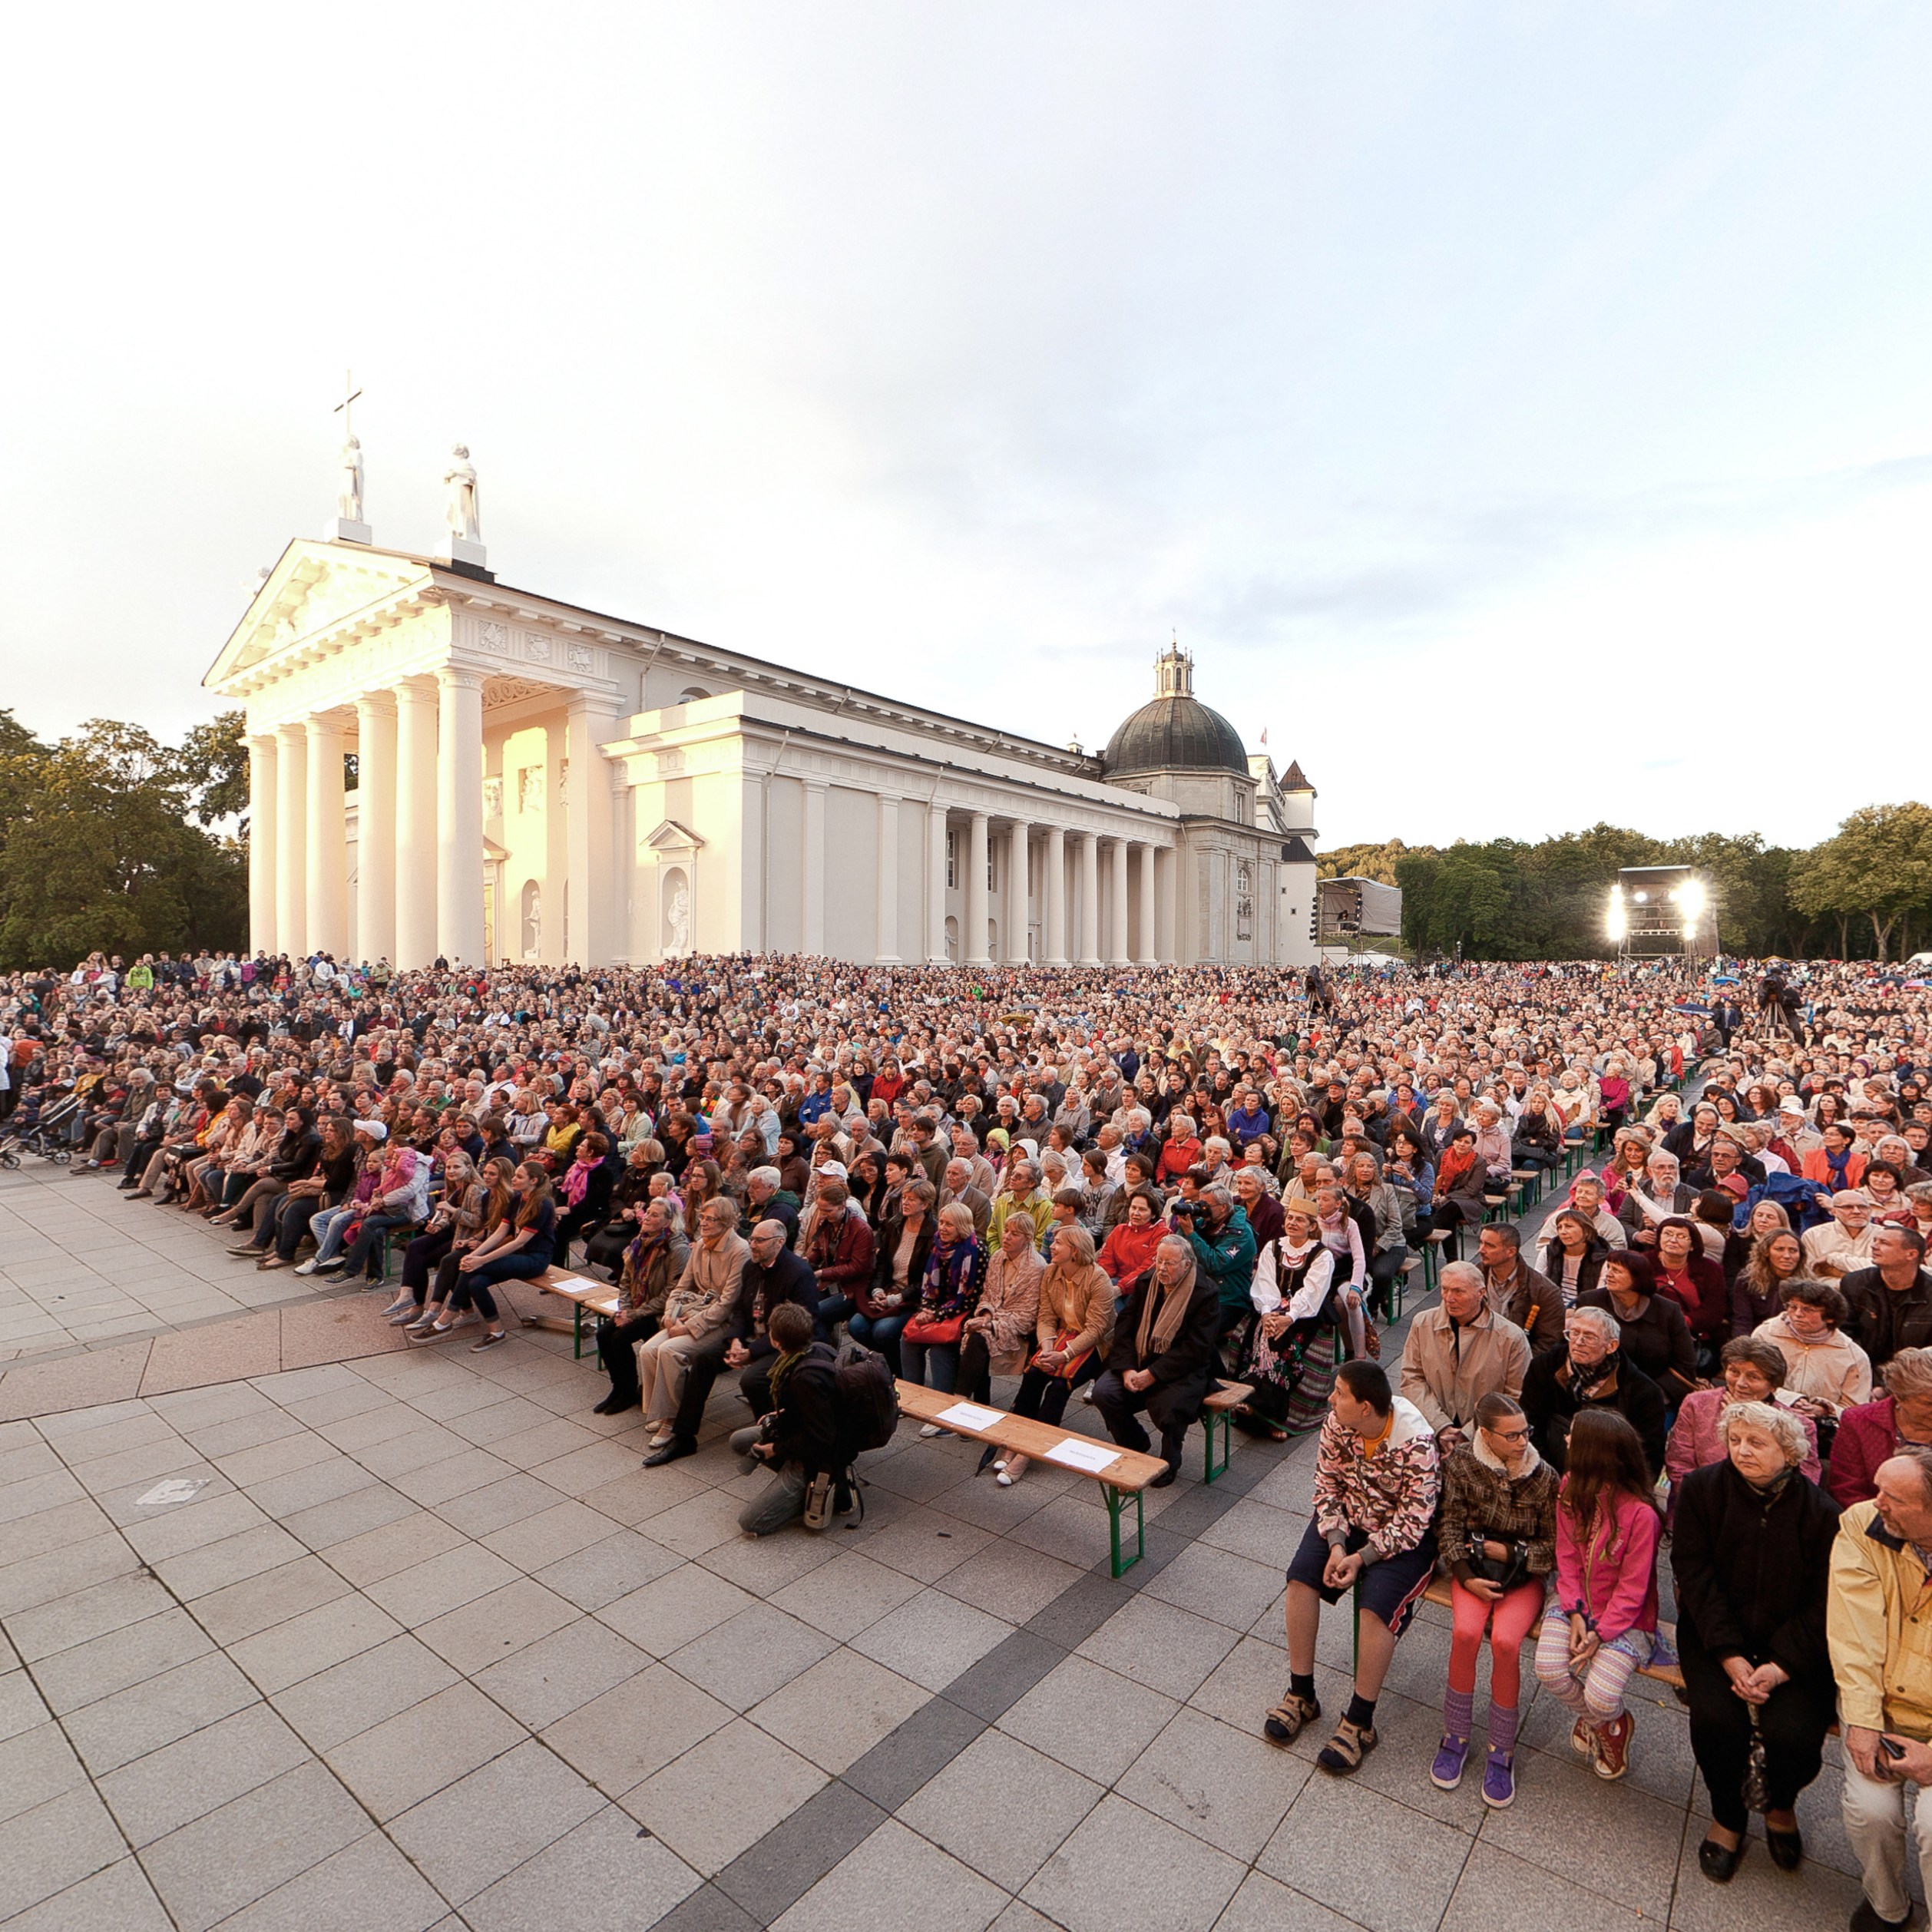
1531, 1606, 1650, 1726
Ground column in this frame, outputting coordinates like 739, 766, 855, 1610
1044, 825, 1067, 965
273, 723, 307, 957
1005, 819, 1030, 961
1158, 844, 1179, 962
353, 693, 397, 967
875, 794, 901, 963
247, 733, 277, 957
540, 719, 569, 964
303, 716, 349, 958
965, 812, 991, 963
801, 779, 827, 954
567, 696, 620, 964
435, 667, 485, 965
926, 804, 948, 961
1108, 838, 1130, 964
1134, 842, 1155, 964
393, 678, 438, 968
1077, 831, 1100, 965
739, 771, 766, 956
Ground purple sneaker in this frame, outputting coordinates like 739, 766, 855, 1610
1429, 1734, 1469, 1791
1480, 1749, 1516, 1808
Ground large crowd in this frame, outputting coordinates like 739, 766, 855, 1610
4, 946, 1932, 1927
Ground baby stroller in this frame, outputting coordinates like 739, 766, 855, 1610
11, 1093, 82, 1164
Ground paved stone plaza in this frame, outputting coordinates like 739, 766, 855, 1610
0, 1160, 1903, 1931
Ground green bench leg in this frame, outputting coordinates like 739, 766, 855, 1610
1106, 1485, 1145, 1576
573, 1302, 586, 1360
1203, 1409, 1232, 1485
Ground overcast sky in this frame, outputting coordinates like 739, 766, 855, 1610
4, 2, 1929, 852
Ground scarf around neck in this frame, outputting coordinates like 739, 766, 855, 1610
1134, 1261, 1195, 1363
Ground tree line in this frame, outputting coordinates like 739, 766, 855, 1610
0, 708, 250, 971
1319, 806, 1932, 962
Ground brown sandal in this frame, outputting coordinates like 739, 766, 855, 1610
1263, 1690, 1320, 1747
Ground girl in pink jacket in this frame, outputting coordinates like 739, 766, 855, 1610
1532, 1408, 1661, 1783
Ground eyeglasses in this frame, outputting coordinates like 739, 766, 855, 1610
1484, 1424, 1532, 1443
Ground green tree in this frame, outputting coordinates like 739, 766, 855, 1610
0, 717, 247, 969
1790, 803, 1932, 961
168, 708, 250, 829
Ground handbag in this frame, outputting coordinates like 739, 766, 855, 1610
1464, 1537, 1531, 1594
1034, 1328, 1093, 1381
902, 1313, 965, 1346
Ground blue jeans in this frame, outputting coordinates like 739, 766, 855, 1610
449, 1249, 550, 1322
848, 1311, 908, 1375
899, 1338, 959, 1394
309, 1203, 360, 1264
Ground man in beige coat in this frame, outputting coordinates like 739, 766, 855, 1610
1400, 1262, 1531, 1451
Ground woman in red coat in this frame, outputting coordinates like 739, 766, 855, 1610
1825, 1347, 1932, 1507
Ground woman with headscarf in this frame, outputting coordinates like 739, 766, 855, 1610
1235, 1197, 1338, 1440
1090, 1233, 1222, 1486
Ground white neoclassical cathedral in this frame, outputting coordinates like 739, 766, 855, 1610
207, 509, 1322, 970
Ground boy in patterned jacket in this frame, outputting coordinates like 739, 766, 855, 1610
1262, 1358, 1441, 1775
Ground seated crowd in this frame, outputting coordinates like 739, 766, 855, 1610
6, 948, 1932, 1927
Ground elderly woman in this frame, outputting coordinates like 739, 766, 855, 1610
637, 1196, 749, 1450
1097, 1188, 1166, 1288
901, 1203, 988, 1404
960, 1213, 1045, 1425
1093, 1233, 1223, 1487
1235, 1196, 1338, 1441
1671, 1400, 1841, 1883
1344, 1151, 1409, 1323
1580, 1251, 1699, 1404
589, 1199, 690, 1413
997, 1223, 1116, 1487
1828, 1347, 1932, 1508
1753, 1279, 1872, 1424
1666, 1338, 1821, 1515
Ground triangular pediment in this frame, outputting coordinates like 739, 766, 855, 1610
644, 818, 703, 855
205, 540, 439, 690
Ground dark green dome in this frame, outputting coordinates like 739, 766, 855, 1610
1103, 648, 1249, 777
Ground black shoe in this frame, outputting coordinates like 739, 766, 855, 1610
1850, 1902, 1917, 1932
1150, 1460, 1180, 1488
1697, 1838, 1745, 1884
592, 1395, 623, 1415
1765, 1824, 1804, 1871
643, 1437, 696, 1467
976, 1445, 1000, 1475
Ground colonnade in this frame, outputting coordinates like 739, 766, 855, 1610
248, 670, 624, 968
933, 807, 1176, 967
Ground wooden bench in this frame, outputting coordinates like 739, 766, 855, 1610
1201, 1382, 1253, 1484
521, 1269, 620, 1357
1510, 1166, 1543, 1211
1414, 1573, 1686, 1689
895, 1380, 1169, 1576
1391, 1252, 1424, 1322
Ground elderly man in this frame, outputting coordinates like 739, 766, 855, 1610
1843, 1228, 1932, 1371
1829, 1445, 1932, 1932
1093, 1233, 1222, 1487
1520, 1303, 1667, 1477
988, 1160, 1054, 1252
938, 1157, 992, 1241
1475, 1222, 1564, 1350
1805, 1192, 1877, 1282
1265, 1361, 1441, 1777
1400, 1262, 1531, 1450
742, 1164, 801, 1247
1174, 1183, 1259, 1339
1618, 1150, 1696, 1246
